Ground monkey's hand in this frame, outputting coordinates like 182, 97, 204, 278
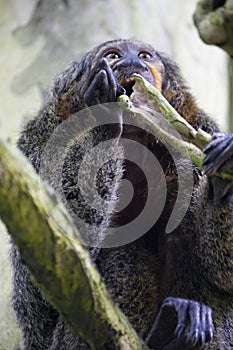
146, 297, 214, 350
203, 132, 233, 200
83, 58, 124, 106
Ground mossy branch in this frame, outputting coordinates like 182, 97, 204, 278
193, 0, 233, 57
118, 74, 233, 180
0, 137, 148, 350
193, 0, 233, 130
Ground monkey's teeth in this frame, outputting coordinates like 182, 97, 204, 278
118, 78, 135, 97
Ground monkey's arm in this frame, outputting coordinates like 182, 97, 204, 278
17, 106, 62, 172
14, 57, 127, 349
194, 131, 233, 295
18, 57, 121, 163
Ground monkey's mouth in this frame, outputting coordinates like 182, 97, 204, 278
118, 77, 135, 99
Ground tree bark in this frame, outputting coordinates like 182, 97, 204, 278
193, 0, 233, 57
0, 137, 148, 350
193, 0, 233, 130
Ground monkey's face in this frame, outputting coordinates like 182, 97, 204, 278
97, 41, 165, 100
56, 39, 185, 120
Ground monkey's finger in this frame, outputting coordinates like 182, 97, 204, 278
98, 70, 113, 104
186, 301, 201, 346
174, 300, 189, 338
88, 58, 117, 103
189, 304, 213, 348
87, 57, 110, 87
92, 57, 109, 77
203, 134, 233, 164
84, 70, 109, 106
96, 57, 110, 72
204, 305, 214, 343
203, 137, 233, 174
91, 57, 122, 103
99, 58, 118, 102
203, 134, 226, 154
203, 132, 232, 155
204, 142, 233, 176
146, 297, 179, 348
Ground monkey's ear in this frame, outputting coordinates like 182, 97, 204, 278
157, 53, 186, 111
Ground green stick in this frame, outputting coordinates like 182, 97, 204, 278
117, 74, 233, 180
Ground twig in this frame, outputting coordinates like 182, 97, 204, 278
117, 74, 233, 180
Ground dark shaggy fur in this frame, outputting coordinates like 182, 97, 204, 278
11, 39, 233, 349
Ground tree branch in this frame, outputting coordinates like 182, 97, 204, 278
118, 74, 233, 180
0, 137, 148, 350
193, 0, 233, 57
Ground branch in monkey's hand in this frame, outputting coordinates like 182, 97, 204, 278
118, 74, 233, 181
0, 137, 148, 350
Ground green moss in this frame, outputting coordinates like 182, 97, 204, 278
0, 137, 149, 349
209, 11, 225, 26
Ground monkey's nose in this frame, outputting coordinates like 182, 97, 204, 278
113, 54, 148, 71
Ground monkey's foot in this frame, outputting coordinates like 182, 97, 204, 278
146, 297, 214, 350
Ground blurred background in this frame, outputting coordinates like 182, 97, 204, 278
0, 0, 230, 348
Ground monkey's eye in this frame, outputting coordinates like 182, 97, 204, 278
138, 52, 153, 60
104, 52, 120, 60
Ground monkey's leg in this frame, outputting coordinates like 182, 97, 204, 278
146, 297, 214, 350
